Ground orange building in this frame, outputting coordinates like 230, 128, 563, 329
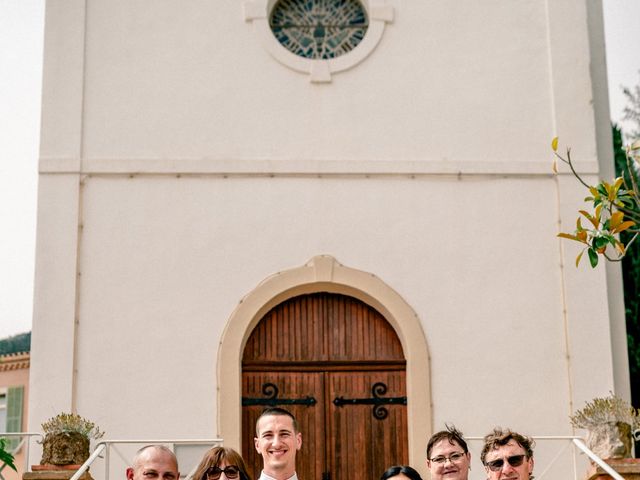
0, 352, 30, 480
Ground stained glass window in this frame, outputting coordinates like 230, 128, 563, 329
270, 0, 369, 60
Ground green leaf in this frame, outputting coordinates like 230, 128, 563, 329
597, 184, 608, 196
588, 248, 599, 268
605, 235, 618, 247
593, 236, 608, 250
0, 439, 17, 472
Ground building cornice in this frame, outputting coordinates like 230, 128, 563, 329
0, 352, 30, 372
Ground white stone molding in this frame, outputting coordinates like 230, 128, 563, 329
217, 255, 431, 469
243, 0, 394, 82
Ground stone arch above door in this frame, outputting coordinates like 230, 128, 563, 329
217, 255, 431, 469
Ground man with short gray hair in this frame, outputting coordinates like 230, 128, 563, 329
126, 445, 180, 480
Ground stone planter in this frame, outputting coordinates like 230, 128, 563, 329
586, 422, 634, 459
23, 470, 93, 480
40, 432, 90, 467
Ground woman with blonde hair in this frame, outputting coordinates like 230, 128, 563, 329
193, 447, 250, 480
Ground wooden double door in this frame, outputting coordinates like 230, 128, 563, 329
242, 293, 408, 480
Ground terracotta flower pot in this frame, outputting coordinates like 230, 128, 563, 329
587, 458, 640, 480
32, 465, 83, 471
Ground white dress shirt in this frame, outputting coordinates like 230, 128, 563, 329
257, 471, 298, 480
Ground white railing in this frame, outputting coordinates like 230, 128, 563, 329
572, 438, 624, 480
1, 433, 630, 480
464, 435, 625, 480
0, 432, 43, 477
69, 439, 223, 480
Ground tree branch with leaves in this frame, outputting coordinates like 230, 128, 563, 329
553, 136, 640, 267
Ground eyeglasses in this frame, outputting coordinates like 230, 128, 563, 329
485, 454, 526, 471
205, 466, 240, 480
430, 452, 467, 464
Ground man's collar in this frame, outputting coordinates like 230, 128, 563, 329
258, 471, 298, 480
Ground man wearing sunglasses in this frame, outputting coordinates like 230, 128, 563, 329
254, 407, 302, 480
126, 445, 180, 480
480, 428, 534, 480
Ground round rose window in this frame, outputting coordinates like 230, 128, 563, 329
270, 0, 369, 59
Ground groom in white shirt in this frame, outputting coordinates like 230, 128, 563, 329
254, 407, 302, 480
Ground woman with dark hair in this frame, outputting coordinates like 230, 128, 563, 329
193, 447, 250, 480
426, 425, 471, 480
380, 465, 424, 480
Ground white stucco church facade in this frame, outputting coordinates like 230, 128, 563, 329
28, 1, 628, 479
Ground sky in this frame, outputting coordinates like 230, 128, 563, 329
603, 1, 640, 137
0, 0, 43, 340
0, 1, 639, 339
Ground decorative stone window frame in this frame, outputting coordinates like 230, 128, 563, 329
243, 0, 394, 83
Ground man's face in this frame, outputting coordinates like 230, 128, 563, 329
126, 448, 180, 480
484, 440, 533, 480
254, 414, 302, 478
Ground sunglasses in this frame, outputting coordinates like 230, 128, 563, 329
485, 454, 526, 471
205, 466, 240, 480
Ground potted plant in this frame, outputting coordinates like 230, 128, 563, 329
570, 394, 640, 463
36, 413, 104, 469
570, 393, 639, 459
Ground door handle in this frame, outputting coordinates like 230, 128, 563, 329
333, 382, 407, 419
242, 383, 317, 406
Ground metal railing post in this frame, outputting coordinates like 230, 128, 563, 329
69, 444, 107, 480
24, 436, 30, 474
66, 439, 223, 480
572, 438, 625, 480
105, 442, 110, 480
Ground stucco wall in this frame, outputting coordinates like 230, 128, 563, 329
39, 0, 601, 167
29, 1, 622, 479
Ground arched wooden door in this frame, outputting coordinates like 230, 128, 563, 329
242, 293, 408, 480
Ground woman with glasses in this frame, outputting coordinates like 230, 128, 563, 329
380, 465, 423, 480
426, 425, 471, 480
193, 447, 250, 480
